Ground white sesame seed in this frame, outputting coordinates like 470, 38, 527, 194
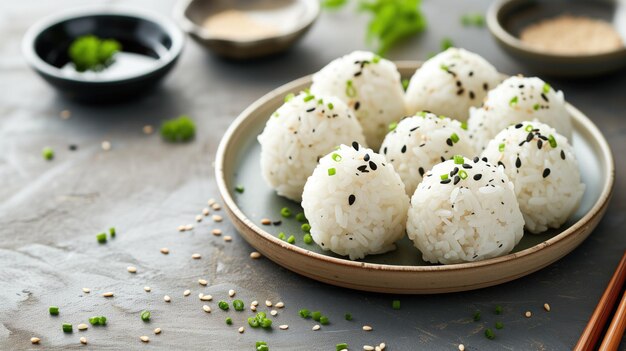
229, 289, 236, 297
178, 225, 186, 232
525, 311, 532, 318
101, 141, 111, 151
30, 337, 40, 344
363, 346, 374, 351
375, 347, 381, 351
458, 344, 465, 351
164, 295, 171, 302
142, 125, 154, 135
224, 235, 232, 242
82, 288, 90, 293
211, 203, 221, 211
185, 224, 194, 231
102, 292, 114, 297
203, 305, 211, 313
127, 266, 137, 273
192, 253, 201, 259
544, 303, 551, 312
80, 337, 87, 345
265, 300, 272, 307
154, 328, 161, 334
195, 215, 203, 222
202, 208, 210, 216
270, 310, 278, 316
238, 327, 244, 333
208, 199, 216, 206
275, 302, 284, 308
77, 324, 88, 331
312, 325, 320, 331
250, 305, 257, 312
198, 279, 208, 286
160, 247, 169, 254
212, 229, 222, 236
144, 286, 151, 292
60, 110, 71, 119
250, 252, 261, 259
183, 290, 191, 297
279, 325, 288, 330
200, 294, 212, 301
362, 325, 373, 331
260, 218, 271, 225
212, 215, 223, 222
379, 343, 386, 350
140, 336, 149, 343
251, 300, 259, 306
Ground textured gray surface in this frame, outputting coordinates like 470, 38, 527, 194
1, 0, 625, 350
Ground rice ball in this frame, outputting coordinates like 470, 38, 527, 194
258, 92, 366, 202
405, 47, 501, 121
380, 112, 476, 196
481, 121, 585, 233
468, 76, 573, 151
302, 142, 409, 260
311, 51, 406, 151
406, 156, 524, 264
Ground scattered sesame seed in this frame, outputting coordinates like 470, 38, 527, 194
212, 229, 222, 236
312, 325, 320, 331
525, 311, 532, 318
80, 337, 87, 345
224, 235, 232, 242
202, 208, 210, 216
229, 289, 236, 297
260, 218, 271, 225
213, 215, 223, 222
102, 292, 114, 297
544, 303, 551, 312
142, 125, 154, 135
160, 247, 169, 254
101, 141, 111, 151
127, 266, 137, 273
265, 300, 272, 307
362, 325, 373, 331
238, 327, 245, 333
140, 336, 149, 343
164, 295, 171, 302
458, 344, 465, 351
183, 290, 191, 297
200, 294, 213, 301
31, 337, 41, 344
178, 225, 186, 232
375, 347, 381, 351
144, 286, 151, 292
380, 343, 386, 350
60, 109, 71, 119
203, 305, 211, 313
154, 328, 161, 334
252, 300, 259, 306
271, 310, 278, 316
185, 224, 194, 231
77, 323, 88, 331
364, 346, 374, 351
275, 302, 284, 308
250, 305, 257, 312
279, 325, 289, 330
82, 288, 90, 293
250, 252, 261, 259
195, 215, 203, 222
198, 279, 208, 286
192, 253, 201, 259
211, 203, 221, 211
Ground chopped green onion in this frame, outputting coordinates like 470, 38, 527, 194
49, 306, 59, 315
98, 316, 107, 325
295, 212, 307, 223
299, 309, 311, 318
303, 95, 315, 102
319, 316, 329, 325
89, 316, 100, 325
318, 98, 324, 105
235, 185, 245, 193
336, 343, 349, 351
495, 321, 504, 329
372, 55, 381, 63
460, 121, 468, 130
328, 168, 336, 176
402, 79, 410, 91
417, 111, 427, 117
278, 232, 286, 240
332, 153, 342, 162
440, 174, 449, 180
388, 121, 398, 131
303, 234, 313, 245
301, 223, 311, 232
280, 207, 292, 218
218, 301, 229, 311
226, 317, 233, 325
62, 323, 73, 333
473, 311, 481, 321
233, 299, 244, 311
461, 13, 485, 27
450, 133, 460, 143
256, 341, 269, 351
141, 310, 151, 322
160, 115, 195, 142
533, 103, 540, 111
509, 96, 518, 107
548, 134, 557, 148
525, 124, 533, 132
344, 313, 352, 321
440, 64, 449, 71
327, 102, 334, 110
96, 232, 107, 244
345, 80, 357, 97
287, 235, 295, 244
543, 83, 551, 94
273, 112, 279, 118
284, 93, 295, 102
109, 227, 116, 238
454, 155, 464, 164
42, 147, 54, 161
495, 305, 503, 314
260, 318, 272, 328
485, 328, 495, 340
248, 317, 259, 328
499, 143, 505, 152
311, 311, 322, 321
441, 37, 454, 51
392, 300, 401, 310
458, 170, 468, 180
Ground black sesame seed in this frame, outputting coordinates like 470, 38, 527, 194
519, 140, 526, 147
348, 194, 356, 205
518, 84, 524, 88
473, 156, 479, 163
401, 145, 407, 153
453, 176, 460, 185
441, 156, 446, 162
369, 161, 377, 170
469, 91, 475, 99
515, 156, 522, 168
69, 144, 78, 151
481, 157, 488, 162
456, 88, 465, 95
306, 107, 315, 112
352, 141, 359, 151
456, 81, 462, 87
364, 153, 370, 161
273, 221, 282, 226
483, 83, 489, 91
354, 101, 361, 111
357, 165, 368, 172
462, 163, 473, 169
354, 71, 362, 77
498, 161, 505, 168
561, 150, 566, 160
450, 167, 459, 176
469, 71, 474, 77
537, 139, 543, 149
473, 174, 482, 180
515, 123, 523, 129
541, 93, 549, 102
410, 126, 419, 132
446, 138, 453, 146
526, 132, 534, 142
383, 147, 388, 154
419, 167, 425, 177
440, 179, 451, 184
543, 168, 551, 178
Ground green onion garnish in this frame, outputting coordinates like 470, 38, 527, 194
402, 78, 409, 91
312, 311, 322, 321
458, 170, 468, 180
345, 80, 357, 97
336, 343, 348, 351
287, 235, 295, 244
440, 64, 449, 71
218, 301, 229, 311
533, 103, 540, 111
141, 310, 150, 322
160, 115, 196, 142
233, 299, 244, 311
499, 143, 505, 152
392, 300, 401, 310
260, 318, 272, 328
280, 207, 292, 218
495, 305, 503, 314
388, 121, 398, 131
509, 96, 518, 107
248, 317, 259, 328
226, 317, 233, 325
418, 111, 427, 117
301, 223, 311, 232
485, 328, 495, 340
525, 124, 533, 132
372, 55, 381, 63
295, 212, 307, 223
96, 232, 107, 244
284, 93, 295, 102
49, 306, 59, 315
273, 112, 279, 118
450, 133, 460, 143
235, 185, 245, 193
278, 232, 286, 240
256, 341, 269, 351
548, 134, 557, 148
98, 316, 107, 325
319, 316, 329, 325
317, 98, 324, 105
543, 83, 551, 94
303, 95, 315, 102
344, 313, 352, 321
328, 168, 336, 176
441, 37, 454, 51
299, 309, 311, 318
109, 227, 116, 238
62, 323, 73, 333
89, 317, 99, 325
303, 234, 313, 244
473, 311, 481, 321
495, 321, 504, 329
440, 174, 449, 180
42, 147, 54, 161
454, 155, 464, 164
327, 102, 334, 110
460, 121, 468, 130
332, 153, 342, 162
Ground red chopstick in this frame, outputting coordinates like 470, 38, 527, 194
574, 250, 626, 351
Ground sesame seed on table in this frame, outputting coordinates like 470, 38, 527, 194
1, 0, 625, 350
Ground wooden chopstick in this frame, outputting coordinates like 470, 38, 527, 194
598, 290, 626, 351
574, 250, 626, 351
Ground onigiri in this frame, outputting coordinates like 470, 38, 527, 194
468, 76, 573, 151
481, 121, 585, 233
406, 156, 524, 264
301, 142, 409, 260
258, 92, 366, 202
311, 51, 406, 150
380, 112, 475, 196
405, 47, 501, 121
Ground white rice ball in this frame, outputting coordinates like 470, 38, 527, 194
468, 76, 573, 151
405, 47, 501, 121
302, 142, 409, 260
311, 51, 406, 151
380, 112, 476, 196
406, 156, 524, 264
481, 121, 585, 233
258, 92, 366, 202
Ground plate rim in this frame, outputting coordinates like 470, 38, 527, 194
215, 61, 615, 275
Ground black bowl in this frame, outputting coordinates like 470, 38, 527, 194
22, 8, 185, 103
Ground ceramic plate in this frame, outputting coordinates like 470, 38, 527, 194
215, 62, 614, 294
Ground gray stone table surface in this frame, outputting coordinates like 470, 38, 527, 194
1, 0, 625, 350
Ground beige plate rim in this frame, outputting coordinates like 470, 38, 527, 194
215, 61, 615, 292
